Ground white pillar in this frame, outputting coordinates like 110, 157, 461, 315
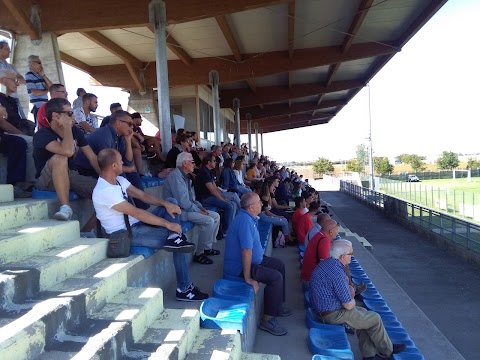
260, 129, 264, 155
149, 0, 172, 155
246, 113, 252, 157
233, 98, 241, 146
209, 70, 222, 145
254, 122, 259, 154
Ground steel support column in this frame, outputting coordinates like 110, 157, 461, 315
254, 122, 259, 154
233, 98, 241, 146
260, 129, 264, 155
149, 0, 172, 155
209, 70, 222, 145
246, 113, 252, 158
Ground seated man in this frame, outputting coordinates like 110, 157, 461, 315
224, 192, 291, 336
194, 153, 239, 236
292, 196, 306, 238
0, 105, 28, 191
100, 102, 122, 128
74, 110, 148, 209
301, 218, 338, 283
33, 98, 100, 221
304, 213, 331, 248
0, 69, 36, 181
37, 84, 69, 129
72, 93, 98, 133
93, 148, 208, 302
163, 152, 221, 265
310, 240, 405, 360
296, 201, 320, 245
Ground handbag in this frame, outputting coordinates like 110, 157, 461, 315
98, 213, 132, 258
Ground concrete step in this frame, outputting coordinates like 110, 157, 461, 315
127, 308, 200, 359
89, 287, 164, 342
49, 255, 143, 316
0, 199, 48, 231
185, 329, 242, 360
241, 353, 281, 360
0, 220, 79, 265
0, 237, 108, 309
0, 256, 143, 359
0, 184, 13, 203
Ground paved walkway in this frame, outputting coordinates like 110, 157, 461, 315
320, 188, 479, 360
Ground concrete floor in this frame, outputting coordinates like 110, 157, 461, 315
163, 180, 475, 360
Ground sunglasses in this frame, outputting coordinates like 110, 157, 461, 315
57, 110, 74, 117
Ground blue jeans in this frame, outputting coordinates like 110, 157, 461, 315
259, 211, 289, 236
236, 186, 251, 196
201, 195, 236, 233
130, 198, 191, 291
0, 133, 27, 183
224, 191, 240, 214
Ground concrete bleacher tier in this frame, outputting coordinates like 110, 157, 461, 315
0, 182, 279, 359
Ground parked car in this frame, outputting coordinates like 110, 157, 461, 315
407, 174, 420, 182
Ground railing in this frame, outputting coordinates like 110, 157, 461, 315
340, 180, 480, 255
378, 178, 480, 222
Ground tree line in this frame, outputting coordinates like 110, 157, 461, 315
311, 146, 480, 177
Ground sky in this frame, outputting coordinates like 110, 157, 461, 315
1, 0, 478, 162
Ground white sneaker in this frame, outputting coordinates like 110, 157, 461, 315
54, 205, 73, 221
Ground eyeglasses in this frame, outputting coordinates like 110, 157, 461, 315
1, 77, 19, 85
119, 119, 134, 127
57, 110, 74, 117
344, 252, 354, 256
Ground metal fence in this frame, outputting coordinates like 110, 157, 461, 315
340, 180, 480, 255
382, 169, 480, 181
378, 178, 480, 222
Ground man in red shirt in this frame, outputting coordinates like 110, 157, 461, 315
301, 218, 339, 283
296, 201, 320, 244
292, 196, 306, 237
37, 84, 68, 129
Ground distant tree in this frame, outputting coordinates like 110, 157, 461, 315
397, 153, 426, 172
466, 157, 480, 170
345, 159, 360, 172
356, 144, 368, 174
374, 157, 394, 175
436, 151, 459, 170
312, 157, 334, 177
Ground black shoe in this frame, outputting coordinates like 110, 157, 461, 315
204, 249, 221, 256
176, 284, 209, 302
164, 234, 195, 253
344, 324, 355, 335
392, 343, 406, 354
193, 253, 213, 265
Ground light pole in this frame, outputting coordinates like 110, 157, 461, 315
367, 83, 375, 190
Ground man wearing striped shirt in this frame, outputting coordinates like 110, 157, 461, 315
25, 55, 52, 125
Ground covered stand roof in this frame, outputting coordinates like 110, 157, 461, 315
0, 0, 448, 133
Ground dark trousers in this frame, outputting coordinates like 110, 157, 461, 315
250, 256, 286, 317
0, 133, 27, 184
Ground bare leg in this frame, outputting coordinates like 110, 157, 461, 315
131, 138, 144, 175
48, 154, 70, 206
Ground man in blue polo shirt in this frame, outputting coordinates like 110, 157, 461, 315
310, 240, 406, 360
224, 191, 291, 336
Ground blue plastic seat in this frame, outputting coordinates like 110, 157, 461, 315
223, 273, 245, 282
140, 176, 160, 188
308, 327, 354, 359
304, 290, 311, 309
298, 243, 306, 252
305, 308, 344, 330
258, 221, 272, 250
363, 299, 391, 313
212, 279, 254, 302
181, 221, 195, 233
312, 355, 343, 360
130, 246, 156, 259
200, 297, 250, 334
32, 188, 79, 201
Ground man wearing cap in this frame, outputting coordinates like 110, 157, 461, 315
25, 55, 52, 125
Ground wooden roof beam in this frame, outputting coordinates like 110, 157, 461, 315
60, 52, 93, 74
288, 0, 295, 59
215, 15, 242, 63
240, 101, 341, 120
81, 31, 145, 92
241, 117, 330, 133
12, 0, 286, 34
1, 0, 39, 40
146, 24, 193, 66
221, 80, 362, 108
